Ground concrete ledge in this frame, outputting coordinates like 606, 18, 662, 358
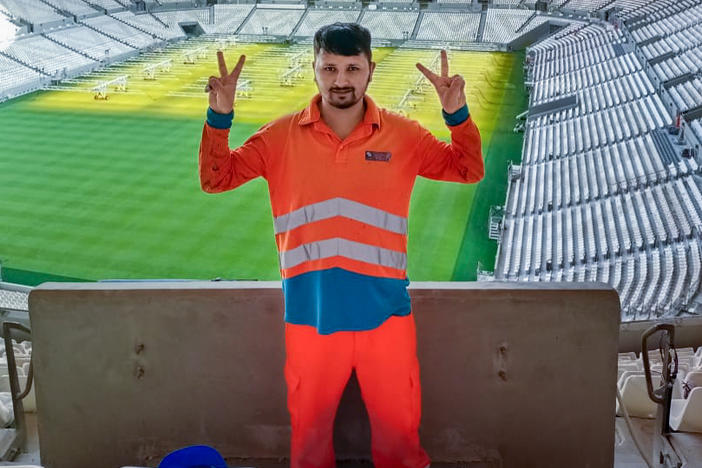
29, 281, 620, 468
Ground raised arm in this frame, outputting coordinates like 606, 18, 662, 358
198, 52, 271, 193
414, 50, 484, 183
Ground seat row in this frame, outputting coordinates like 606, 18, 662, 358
531, 68, 653, 108
631, 2, 702, 44
524, 96, 669, 163
507, 136, 699, 218
499, 210, 702, 315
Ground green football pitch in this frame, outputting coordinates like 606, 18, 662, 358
0, 41, 526, 286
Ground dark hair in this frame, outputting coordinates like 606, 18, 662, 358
313, 23, 372, 62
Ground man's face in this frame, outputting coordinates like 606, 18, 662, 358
313, 49, 375, 109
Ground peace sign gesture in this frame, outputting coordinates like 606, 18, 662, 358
206, 51, 246, 114
415, 49, 466, 115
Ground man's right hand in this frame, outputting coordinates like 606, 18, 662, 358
207, 51, 245, 114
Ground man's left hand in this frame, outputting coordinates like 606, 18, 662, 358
416, 49, 466, 114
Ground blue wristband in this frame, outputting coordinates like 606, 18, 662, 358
442, 104, 469, 126
207, 107, 234, 129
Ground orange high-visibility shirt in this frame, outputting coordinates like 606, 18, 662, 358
199, 93, 483, 334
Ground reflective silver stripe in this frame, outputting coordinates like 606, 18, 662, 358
279, 238, 407, 271
273, 197, 407, 235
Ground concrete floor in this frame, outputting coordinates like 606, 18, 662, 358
5, 414, 701, 467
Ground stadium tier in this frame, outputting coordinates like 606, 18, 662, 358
238, 8, 305, 36
43, 0, 99, 17
0, 0, 65, 25
415, 12, 480, 42
85, 0, 126, 11
294, 9, 361, 38
359, 10, 419, 40
154, 8, 214, 33
497, 7, 702, 320
0, 55, 42, 96
483, 9, 552, 44
210, 4, 255, 35
46, 25, 137, 61
80, 15, 161, 48
3, 34, 95, 76
112, 11, 185, 41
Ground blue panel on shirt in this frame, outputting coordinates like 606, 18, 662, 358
282, 267, 411, 335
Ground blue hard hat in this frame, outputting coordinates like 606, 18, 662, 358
158, 445, 228, 468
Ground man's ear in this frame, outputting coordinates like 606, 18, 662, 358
369, 61, 376, 82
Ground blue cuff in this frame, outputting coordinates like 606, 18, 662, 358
442, 104, 469, 126
207, 107, 234, 129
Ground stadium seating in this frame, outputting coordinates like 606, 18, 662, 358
630, 2, 702, 44
558, 0, 618, 12
0, 0, 66, 26
154, 9, 213, 34
43, 0, 98, 17
81, 15, 160, 48
415, 12, 480, 42
483, 9, 550, 44
3, 35, 96, 76
294, 9, 361, 37
238, 8, 306, 36
668, 79, 702, 114
492, 0, 522, 6
210, 4, 256, 35
0, 55, 43, 96
84, 0, 125, 11
46, 25, 136, 60
0, 14, 20, 40
360, 10, 419, 40
499, 18, 702, 319
112, 11, 185, 41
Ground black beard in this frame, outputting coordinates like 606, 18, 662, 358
328, 90, 359, 109
317, 74, 372, 109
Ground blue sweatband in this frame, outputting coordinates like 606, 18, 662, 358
442, 104, 469, 126
207, 107, 234, 129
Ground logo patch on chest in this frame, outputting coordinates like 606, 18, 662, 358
365, 150, 392, 162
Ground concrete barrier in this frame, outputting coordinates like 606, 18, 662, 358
29, 281, 620, 468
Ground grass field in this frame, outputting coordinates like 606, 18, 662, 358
0, 40, 526, 286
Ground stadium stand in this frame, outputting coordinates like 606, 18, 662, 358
0, 54, 43, 97
0, 0, 66, 26
210, 4, 256, 35
415, 12, 481, 42
0, 14, 20, 40
294, 8, 361, 37
84, 0, 126, 11
483, 9, 550, 44
46, 25, 137, 61
81, 15, 161, 48
360, 10, 419, 40
492, 0, 523, 6
498, 15, 702, 319
112, 10, 185, 40
556, 0, 617, 12
238, 8, 305, 36
42, 0, 99, 17
618, 347, 702, 428
154, 9, 213, 33
3, 34, 95, 76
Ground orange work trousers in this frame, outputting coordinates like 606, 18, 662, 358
284, 314, 431, 468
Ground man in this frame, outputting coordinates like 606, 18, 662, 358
199, 23, 483, 468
